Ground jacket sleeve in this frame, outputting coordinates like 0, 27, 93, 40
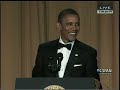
32, 44, 44, 77
85, 49, 100, 80
85, 49, 102, 89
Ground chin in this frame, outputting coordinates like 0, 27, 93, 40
68, 38, 76, 42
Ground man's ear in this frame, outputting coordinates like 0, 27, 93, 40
56, 22, 61, 30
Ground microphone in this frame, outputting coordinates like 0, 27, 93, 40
48, 53, 63, 72
48, 56, 58, 72
48, 56, 54, 69
57, 53, 63, 71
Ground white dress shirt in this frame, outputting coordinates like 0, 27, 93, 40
57, 37, 75, 78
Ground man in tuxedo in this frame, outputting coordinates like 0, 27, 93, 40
32, 8, 101, 88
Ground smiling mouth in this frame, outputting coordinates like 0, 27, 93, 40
69, 32, 77, 35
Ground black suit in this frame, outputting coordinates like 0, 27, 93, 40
32, 39, 100, 81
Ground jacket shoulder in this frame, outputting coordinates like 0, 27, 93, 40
76, 40, 97, 53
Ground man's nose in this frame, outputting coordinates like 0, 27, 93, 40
72, 24, 77, 30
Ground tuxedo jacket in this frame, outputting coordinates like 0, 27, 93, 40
32, 39, 100, 81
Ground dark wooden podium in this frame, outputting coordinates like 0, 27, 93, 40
15, 78, 97, 90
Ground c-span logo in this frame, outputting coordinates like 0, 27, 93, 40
97, 69, 112, 74
97, 1, 113, 14
44, 85, 65, 90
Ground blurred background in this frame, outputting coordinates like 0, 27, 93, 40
0, 1, 119, 90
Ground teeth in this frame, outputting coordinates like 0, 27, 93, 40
70, 33, 76, 35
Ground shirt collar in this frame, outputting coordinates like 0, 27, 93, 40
59, 36, 75, 49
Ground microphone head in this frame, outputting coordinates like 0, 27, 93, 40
57, 53, 63, 61
48, 56, 53, 60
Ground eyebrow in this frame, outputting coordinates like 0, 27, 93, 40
65, 22, 80, 24
65, 21, 80, 23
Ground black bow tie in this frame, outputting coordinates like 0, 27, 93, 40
58, 43, 72, 50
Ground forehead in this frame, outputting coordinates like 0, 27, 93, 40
62, 14, 79, 23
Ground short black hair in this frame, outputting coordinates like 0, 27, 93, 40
58, 8, 80, 23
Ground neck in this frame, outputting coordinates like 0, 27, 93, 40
60, 37, 75, 44
61, 38, 70, 44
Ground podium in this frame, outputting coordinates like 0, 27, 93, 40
15, 78, 97, 90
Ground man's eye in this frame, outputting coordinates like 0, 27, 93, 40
66, 23, 72, 26
76, 23, 80, 26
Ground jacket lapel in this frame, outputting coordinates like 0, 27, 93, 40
47, 39, 59, 56
64, 40, 82, 77
46, 39, 59, 77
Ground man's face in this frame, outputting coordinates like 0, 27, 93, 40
58, 14, 80, 43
